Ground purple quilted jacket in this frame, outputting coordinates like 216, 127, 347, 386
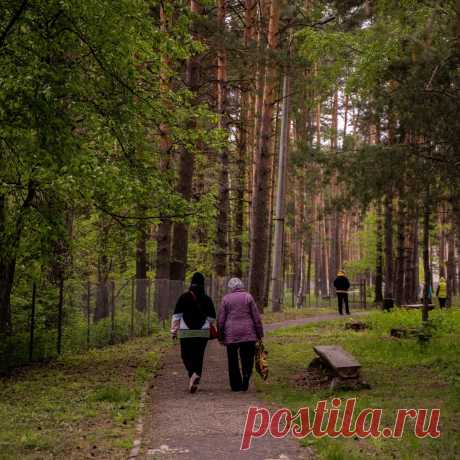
218, 289, 264, 344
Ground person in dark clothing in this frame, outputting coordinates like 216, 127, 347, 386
333, 271, 351, 315
171, 272, 216, 393
218, 278, 264, 392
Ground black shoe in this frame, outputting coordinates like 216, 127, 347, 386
241, 377, 250, 391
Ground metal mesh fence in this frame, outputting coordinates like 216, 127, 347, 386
1, 275, 367, 371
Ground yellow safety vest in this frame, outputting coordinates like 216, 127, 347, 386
438, 281, 447, 298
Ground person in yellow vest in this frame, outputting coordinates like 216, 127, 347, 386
436, 277, 448, 308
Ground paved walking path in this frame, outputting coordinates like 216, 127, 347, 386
139, 311, 369, 460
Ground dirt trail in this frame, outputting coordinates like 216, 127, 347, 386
139, 311, 369, 460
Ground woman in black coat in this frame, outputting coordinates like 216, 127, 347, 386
171, 272, 216, 393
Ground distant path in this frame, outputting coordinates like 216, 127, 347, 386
265, 311, 369, 332
139, 311, 370, 460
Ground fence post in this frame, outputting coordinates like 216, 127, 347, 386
147, 280, 151, 335
86, 280, 91, 348
29, 282, 37, 362
110, 280, 115, 344
57, 277, 64, 355
363, 279, 367, 309
131, 278, 134, 337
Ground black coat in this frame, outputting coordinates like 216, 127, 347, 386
333, 276, 350, 292
174, 290, 216, 330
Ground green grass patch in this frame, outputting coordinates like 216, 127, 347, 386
0, 332, 171, 459
257, 308, 460, 460
262, 305, 369, 324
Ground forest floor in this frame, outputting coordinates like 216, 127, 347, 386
139, 311, 369, 460
0, 332, 171, 460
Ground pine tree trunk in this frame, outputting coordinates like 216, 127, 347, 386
233, 0, 256, 278
439, 203, 446, 277
0, 258, 15, 335
447, 217, 456, 299
170, 0, 202, 282
422, 198, 431, 322
374, 201, 383, 303
413, 215, 420, 301
136, 222, 148, 312
248, 0, 282, 309
155, 4, 173, 282
214, 0, 230, 277
384, 193, 394, 299
395, 196, 406, 305
270, 72, 290, 311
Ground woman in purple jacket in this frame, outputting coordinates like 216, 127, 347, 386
218, 278, 264, 391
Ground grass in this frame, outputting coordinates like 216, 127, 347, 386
256, 307, 460, 460
0, 331, 171, 459
262, 302, 369, 325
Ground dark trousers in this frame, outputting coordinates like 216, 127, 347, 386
226, 341, 256, 391
439, 298, 447, 309
337, 293, 350, 315
180, 338, 208, 378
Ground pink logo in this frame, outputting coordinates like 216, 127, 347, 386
241, 399, 441, 450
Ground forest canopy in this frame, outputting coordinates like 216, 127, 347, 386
1, 0, 460, 366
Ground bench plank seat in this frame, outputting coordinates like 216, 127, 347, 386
313, 345, 361, 378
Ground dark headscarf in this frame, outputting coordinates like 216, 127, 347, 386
174, 272, 216, 329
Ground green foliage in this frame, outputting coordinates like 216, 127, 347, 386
0, 0, 223, 351
344, 211, 377, 279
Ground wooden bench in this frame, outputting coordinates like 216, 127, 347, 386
313, 345, 361, 379
401, 304, 434, 311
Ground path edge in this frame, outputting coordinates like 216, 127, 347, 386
128, 381, 149, 460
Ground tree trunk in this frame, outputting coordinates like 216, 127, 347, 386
248, 0, 282, 309
447, 217, 456, 299
439, 203, 446, 277
374, 201, 383, 303
214, 0, 230, 277
233, 0, 257, 278
270, 73, 290, 311
155, 4, 173, 282
248, 0, 269, 267
0, 258, 15, 335
136, 223, 148, 312
263, 100, 280, 309
395, 196, 406, 305
170, 0, 202, 282
422, 198, 431, 322
384, 193, 394, 299
405, 213, 420, 304
94, 214, 112, 321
